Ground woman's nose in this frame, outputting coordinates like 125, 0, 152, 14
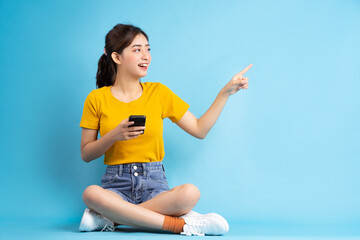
142, 50, 150, 60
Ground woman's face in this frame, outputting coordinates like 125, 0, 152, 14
115, 34, 151, 79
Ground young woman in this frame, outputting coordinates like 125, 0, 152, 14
79, 23, 252, 236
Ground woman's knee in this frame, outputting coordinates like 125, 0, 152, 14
177, 183, 201, 205
82, 185, 106, 207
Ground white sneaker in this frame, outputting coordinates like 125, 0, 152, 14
79, 208, 115, 232
180, 210, 202, 218
180, 212, 229, 236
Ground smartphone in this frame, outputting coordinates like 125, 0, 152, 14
128, 115, 146, 134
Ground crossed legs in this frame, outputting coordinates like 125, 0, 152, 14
82, 183, 201, 230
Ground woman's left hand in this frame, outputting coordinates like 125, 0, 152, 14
222, 64, 253, 96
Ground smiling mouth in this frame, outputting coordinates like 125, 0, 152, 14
138, 63, 148, 70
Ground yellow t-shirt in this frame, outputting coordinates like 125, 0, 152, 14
79, 82, 190, 165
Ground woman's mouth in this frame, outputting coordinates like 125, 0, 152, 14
138, 63, 148, 70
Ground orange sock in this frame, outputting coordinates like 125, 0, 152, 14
162, 216, 186, 234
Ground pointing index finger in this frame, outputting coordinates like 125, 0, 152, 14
240, 64, 253, 75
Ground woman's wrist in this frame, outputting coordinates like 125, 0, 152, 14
220, 87, 231, 98
104, 129, 117, 144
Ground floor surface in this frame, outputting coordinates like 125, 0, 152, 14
1, 220, 360, 240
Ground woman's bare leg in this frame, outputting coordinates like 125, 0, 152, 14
82, 183, 200, 229
82, 185, 164, 229
139, 183, 201, 216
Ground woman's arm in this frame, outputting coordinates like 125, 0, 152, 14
176, 64, 253, 139
176, 89, 229, 139
81, 128, 116, 163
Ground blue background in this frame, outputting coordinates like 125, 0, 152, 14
1, 0, 360, 237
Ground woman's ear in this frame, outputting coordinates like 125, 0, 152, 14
111, 52, 121, 64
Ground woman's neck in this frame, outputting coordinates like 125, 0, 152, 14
112, 75, 142, 96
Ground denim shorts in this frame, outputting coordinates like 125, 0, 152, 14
101, 161, 170, 205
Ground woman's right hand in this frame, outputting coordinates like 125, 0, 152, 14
109, 118, 146, 141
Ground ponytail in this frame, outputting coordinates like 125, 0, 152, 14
96, 53, 116, 88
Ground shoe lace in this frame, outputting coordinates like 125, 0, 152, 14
101, 222, 115, 232
185, 218, 207, 235
93, 212, 114, 232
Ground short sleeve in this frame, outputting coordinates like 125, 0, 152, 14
79, 91, 100, 129
159, 83, 190, 123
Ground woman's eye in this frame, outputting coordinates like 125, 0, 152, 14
148, 48, 151, 51
134, 48, 150, 52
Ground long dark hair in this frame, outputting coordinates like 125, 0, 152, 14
96, 24, 149, 88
